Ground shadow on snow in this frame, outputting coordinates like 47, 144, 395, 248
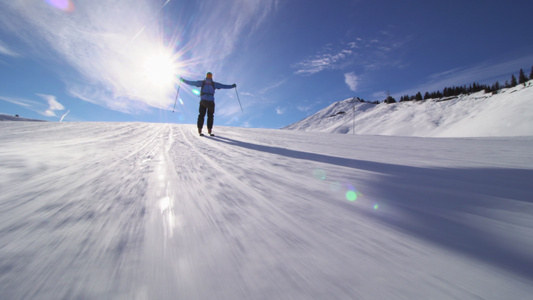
213, 135, 533, 281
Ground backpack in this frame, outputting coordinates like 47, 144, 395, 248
201, 80, 216, 96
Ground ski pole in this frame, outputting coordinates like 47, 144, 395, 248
235, 86, 243, 112
173, 81, 181, 113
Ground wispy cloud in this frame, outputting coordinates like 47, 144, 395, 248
371, 91, 388, 100
217, 97, 246, 120
0, 1, 177, 113
276, 106, 286, 115
396, 54, 533, 97
344, 72, 359, 92
293, 32, 408, 76
259, 78, 288, 94
0, 95, 38, 107
297, 102, 321, 113
0, 41, 20, 57
0, 93, 66, 118
187, 0, 279, 73
37, 94, 65, 117
0, 1, 278, 114
293, 46, 355, 75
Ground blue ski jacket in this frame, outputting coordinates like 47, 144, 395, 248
181, 78, 234, 102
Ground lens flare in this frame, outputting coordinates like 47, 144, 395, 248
345, 183, 356, 191
308, 170, 364, 204
344, 183, 363, 203
373, 204, 379, 210
313, 169, 326, 180
346, 190, 357, 202
45, 0, 75, 12
192, 89, 200, 96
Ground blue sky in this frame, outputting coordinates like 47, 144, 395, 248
1, 0, 532, 128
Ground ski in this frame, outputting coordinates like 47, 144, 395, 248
198, 131, 215, 137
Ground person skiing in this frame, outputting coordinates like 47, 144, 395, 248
180, 72, 236, 136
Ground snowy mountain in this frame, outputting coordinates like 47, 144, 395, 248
284, 81, 533, 137
0, 113, 45, 122
1, 121, 533, 299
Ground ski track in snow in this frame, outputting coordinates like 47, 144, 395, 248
1, 122, 533, 299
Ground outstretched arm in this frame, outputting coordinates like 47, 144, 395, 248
180, 78, 203, 87
214, 82, 237, 89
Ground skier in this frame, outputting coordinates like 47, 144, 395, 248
180, 72, 236, 136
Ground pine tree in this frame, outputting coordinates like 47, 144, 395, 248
400, 95, 411, 102
518, 69, 528, 84
529, 66, 533, 80
415, 92, 423, 101
511, 75, 518, 87
385, 96, 396, 104
492, 81, 500, 92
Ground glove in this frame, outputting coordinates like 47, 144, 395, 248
232, 84, 237, 88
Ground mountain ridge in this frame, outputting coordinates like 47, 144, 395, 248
0, 113, 46, 122
284, 81, 533, 137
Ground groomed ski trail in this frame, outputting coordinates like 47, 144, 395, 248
1, 122, 532, 300
138, 124, 533, 300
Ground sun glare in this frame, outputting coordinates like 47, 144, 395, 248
45, 0, 75, 12
143, 52, 177, 88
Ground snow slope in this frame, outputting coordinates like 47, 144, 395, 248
0, 114, 45, 122
284, 81, 533, 137
1, 122, 533, 299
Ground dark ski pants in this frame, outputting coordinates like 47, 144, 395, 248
197, 100, 215, 132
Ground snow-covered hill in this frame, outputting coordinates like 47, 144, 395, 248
284, 81, 533, 137
0, 113, 45, 122
1, 122, 533, 299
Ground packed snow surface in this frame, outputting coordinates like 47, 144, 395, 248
285, 81, 533, 137
1, 122, 533, 299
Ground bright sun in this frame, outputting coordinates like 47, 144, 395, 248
143, 52, 177, 88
